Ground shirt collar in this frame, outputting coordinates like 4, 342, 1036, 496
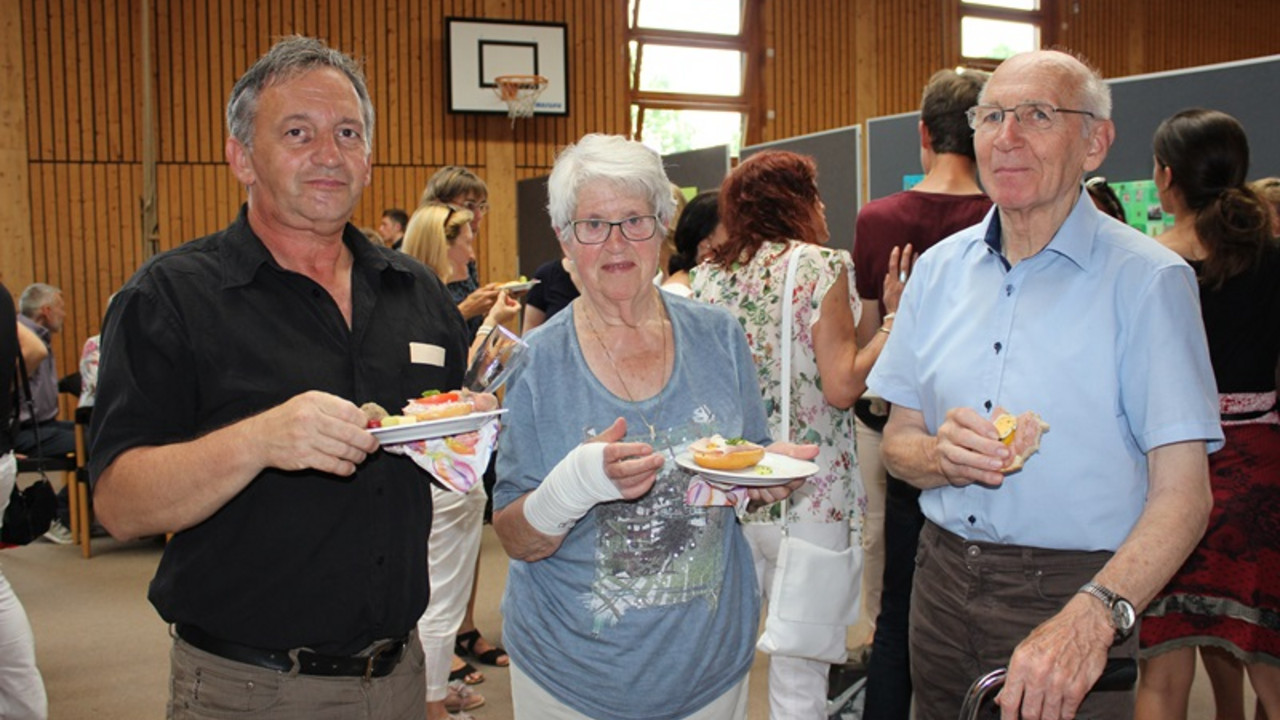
219, 204, 418, 289
980, 186, 1100, 272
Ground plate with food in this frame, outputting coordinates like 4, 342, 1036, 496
674, 435, 819, 487
362, 391, 507, 445
496, 277, 540, 294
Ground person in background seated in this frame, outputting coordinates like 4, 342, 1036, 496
379, 208, 408, 249
90, 36, 478, 719
852, 67, 990, 720
493, 133, 812, 719
16, 283, 75, 545
1136, 108, 1280, 720
869, 50, 1223, 720
660, 190, 722, 297
1, 281, 49, 720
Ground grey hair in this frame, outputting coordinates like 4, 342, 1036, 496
546, 134, 676, 240
981, 49, 1113, 135
19, 283, 61, 318
226, 35, 374, 151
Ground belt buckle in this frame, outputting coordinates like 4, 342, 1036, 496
363, 639, 401, 681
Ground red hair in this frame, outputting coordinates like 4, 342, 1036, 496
711, 150, 826, 266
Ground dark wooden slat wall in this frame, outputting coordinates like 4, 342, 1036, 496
9, 0, 1280, 402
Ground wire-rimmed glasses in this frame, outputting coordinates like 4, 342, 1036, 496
568, 215, 659, 245
966, 103, 1096, 133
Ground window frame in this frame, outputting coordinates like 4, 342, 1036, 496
627, 0, 763, 149
951, 0, 1055, 70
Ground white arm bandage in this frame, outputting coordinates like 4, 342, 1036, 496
522, 443, 624, 536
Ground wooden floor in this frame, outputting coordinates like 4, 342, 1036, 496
2, 525, 1252, 719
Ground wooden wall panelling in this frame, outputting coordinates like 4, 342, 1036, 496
47, 0, 67, 161
1, 0, 33, 291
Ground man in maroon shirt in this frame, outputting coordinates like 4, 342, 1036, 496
853, 68, 993, 720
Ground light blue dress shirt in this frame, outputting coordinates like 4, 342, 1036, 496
868, 189, 1223, 551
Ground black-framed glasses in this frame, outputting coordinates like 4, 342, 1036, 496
966, 103, 1096, 133
568, 215, 659, 245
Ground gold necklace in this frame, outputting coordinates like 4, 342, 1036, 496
581, 299, 670, 444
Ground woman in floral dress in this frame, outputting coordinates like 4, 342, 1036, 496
692, 149, 902, 719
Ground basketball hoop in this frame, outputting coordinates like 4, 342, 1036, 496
493, 74, 549, 125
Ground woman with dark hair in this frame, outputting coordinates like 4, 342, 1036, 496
661, 190, 723, 297
692, 150, 902, 718
1085, 176, 1127, 223
1136, 108, 1280, 720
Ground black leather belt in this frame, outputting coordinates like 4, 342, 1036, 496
176, 624, 407, 679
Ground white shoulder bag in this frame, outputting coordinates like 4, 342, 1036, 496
756, 242, 862, 664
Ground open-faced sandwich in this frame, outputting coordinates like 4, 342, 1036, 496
690, 434, 766, 471
362, 390, 475, 429
991, 407, 1050, 473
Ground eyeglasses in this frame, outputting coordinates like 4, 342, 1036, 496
568, 215, 659, 245
966, 103, 1096, 133
460, 200, 489, 216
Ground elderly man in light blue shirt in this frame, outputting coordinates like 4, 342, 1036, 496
868, 49, 1222, 720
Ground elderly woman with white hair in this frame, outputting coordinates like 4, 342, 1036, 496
493, 134, 815, 719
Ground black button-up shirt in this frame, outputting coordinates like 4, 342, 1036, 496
90, 206, 467, 655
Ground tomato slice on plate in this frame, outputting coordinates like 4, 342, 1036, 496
411, 391, 462, 405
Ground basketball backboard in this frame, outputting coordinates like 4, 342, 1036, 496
445, 18, 569, 116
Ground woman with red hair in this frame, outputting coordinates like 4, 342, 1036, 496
692, 150, 904, 718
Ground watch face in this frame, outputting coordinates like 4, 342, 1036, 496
1113, 599, 1137, 632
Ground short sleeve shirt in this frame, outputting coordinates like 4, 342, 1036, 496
494, 296, 768, 719
868, 190, 1223, 551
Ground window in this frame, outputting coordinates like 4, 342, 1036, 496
628, 0, 753, 155
957, 0, 1046, 69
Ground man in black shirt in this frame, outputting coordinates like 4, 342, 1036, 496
90, 36, 475, 719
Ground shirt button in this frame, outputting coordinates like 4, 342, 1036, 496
994, 342, 1002, 353
968, 515, 977, 525
984, 400, 993, 411
1006, 285, 1013, 296
376, 556, 385, 567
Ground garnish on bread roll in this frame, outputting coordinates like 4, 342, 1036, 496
991, 407, 1050, 473
403, 390, 475, 422
691, 434, 766, 471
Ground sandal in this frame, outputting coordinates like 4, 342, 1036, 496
449, 656, 484, 685
455, 628, 510, 667
445, 680, 486, 713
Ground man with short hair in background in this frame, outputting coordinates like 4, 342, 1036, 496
869, 49, 1222, 720
852, 67, 992, 720
16, 282, 76, 544
379, 207, 408, 249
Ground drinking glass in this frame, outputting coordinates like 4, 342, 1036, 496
463, 324, 528, 393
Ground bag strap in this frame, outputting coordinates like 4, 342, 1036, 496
778, 243, 803, 532
14, 344, 49, 479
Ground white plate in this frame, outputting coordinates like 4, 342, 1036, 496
674, 450, 819, 487
370, 409, 507, 445
496, 279, 540, 294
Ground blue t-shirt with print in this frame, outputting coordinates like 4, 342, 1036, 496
495, 295, 769, 719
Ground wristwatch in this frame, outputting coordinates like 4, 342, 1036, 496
1078, 581, 1136, 643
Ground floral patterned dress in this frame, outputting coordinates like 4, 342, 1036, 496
691, 240, 863, 531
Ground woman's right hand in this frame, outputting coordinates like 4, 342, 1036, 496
484, 289, 521, 327
587, 417, 664, 500
882, 243, 915, 316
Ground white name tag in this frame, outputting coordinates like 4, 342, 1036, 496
409, 342, 446, 367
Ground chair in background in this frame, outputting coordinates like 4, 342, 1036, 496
69, 405, 94, 558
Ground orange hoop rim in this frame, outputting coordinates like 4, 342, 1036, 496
494, 74, 549, 101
